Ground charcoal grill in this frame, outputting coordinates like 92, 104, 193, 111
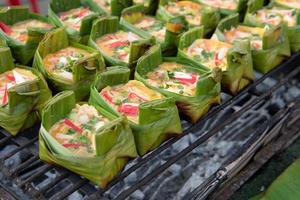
1, 53, 300, 200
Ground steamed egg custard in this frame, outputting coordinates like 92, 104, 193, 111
59, 7, 95, 31
43, 47, 91, 81
132, 16, 166, 41
96, 31, 141, 62
199, 0, 238, 10
94, 0, 111, 13
146, 62, 200, 96
274, 0, 300, 9
184, 39, 232, 70
5, 19, 52, 43
100, 80, 163, 123
163, 1, 202, 26
222, 25, 265, 49
0, 68, 37, 106
49, 104, 110, 157
254, 7, 297, 27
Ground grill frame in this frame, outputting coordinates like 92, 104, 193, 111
0, 53, 300, 200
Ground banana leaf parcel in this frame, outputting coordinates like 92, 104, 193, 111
48, 0, 105, 44
177, 26, 254, 95
89, 66, 182, 155
33, 27, 105, 101
133, 0, 159, 15
197, 0, 249, 17
244, 0, 300, 52
156, 0, 220, 36
39, 90, 137, 188
0, 42, 52, 136
272, 0, 300, 10
214, 14, 291, 74
135, 44, 221, 123
120, 5, 188, 55
88, 16, 155, 73
90, 0, 133, 16
0, 6, 54, 65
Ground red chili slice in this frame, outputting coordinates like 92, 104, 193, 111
173, 74, 198, 85
63, 119, 82, 133
119, 53, 127, 60
101, 91, 113, 104
109, 41, 129, 49
0, 22, 11, 34
1, 84, 8, 105
128, 93, 147, 102
6, 74, 15, 82
118, 104, 139, 117
63, 143, 82, 148
77, 9, 88, 17
214, 53, 222, 66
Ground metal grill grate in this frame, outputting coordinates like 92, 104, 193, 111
0, 53, 300, 200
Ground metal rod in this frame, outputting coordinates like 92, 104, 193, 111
95, 53, 300, 195
112, 65, 300, 199
50, 178, 89, 200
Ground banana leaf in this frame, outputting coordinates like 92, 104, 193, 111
156, 0, 220, 36
245, 0, 300, 52
271, 0, 300, 10
120, 4, 188, 55
135, 44, 221, 123
133, 0, 159, 14
33, 27, 105, 101
0, 6, 54, 65
89, 67, 182, 155
39, 90, 137, 188
48, 0, 105, 44
177, 26, 254, 95
249, 159, 300, 200
214, 14, 291, 74
89, 0, 133, 16
197, 0, 249, 17
88, 16, 155, 74
0, 43, 52, 136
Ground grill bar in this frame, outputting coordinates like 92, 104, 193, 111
32, 171, 70, 198
0, 53, 299, 199
109, 65, 300, 199
189, 101, 296, 200
1, 137, 38, 161
17, 164, 52, 188
90, 53, 300, 198
50, 178, 89, 200
8, 155, 39, 177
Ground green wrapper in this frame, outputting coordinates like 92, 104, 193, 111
33, 28, 105, 100
177, 26, 254, 95
88, 16, 155, 72
89, 67, 182, 155
0, 6, 54, 65
271, 0, 300, 10
197, 0, 249, 16
156, 0, 220, 36
90, 0, 133, 16
39, 90, 137, 188
215, 14, 291, 74
0, 42, 52, 136
48, 0, 105, 44
120, 5, 188, 55
244, 0, 300, 52
135, 44, 221, 123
